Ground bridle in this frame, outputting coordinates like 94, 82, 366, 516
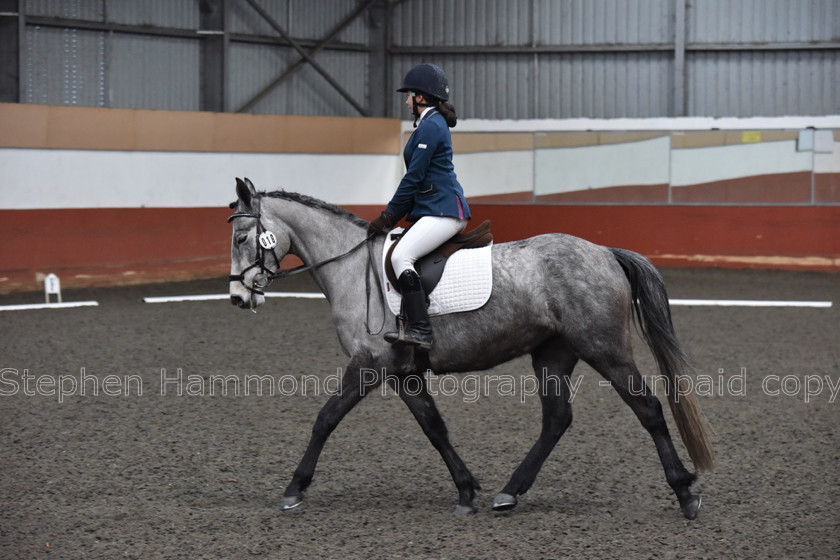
228, 197, 284, 299
227, 195, 384, 332
228, 194, 372, 297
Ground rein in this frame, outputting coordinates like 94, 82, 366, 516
228, 196, 385, 333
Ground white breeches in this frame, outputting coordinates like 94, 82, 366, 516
391, 216, 468, 278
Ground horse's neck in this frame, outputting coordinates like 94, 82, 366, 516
268, 199, 368, 295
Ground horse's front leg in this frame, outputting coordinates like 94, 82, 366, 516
281, 352, 381, 510
388, 372, 481, 515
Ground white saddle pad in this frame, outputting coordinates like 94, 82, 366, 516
382, 227, 493, 316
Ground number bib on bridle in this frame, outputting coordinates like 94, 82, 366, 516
258, 231, 278, 250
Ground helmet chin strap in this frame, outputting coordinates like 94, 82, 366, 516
411, 92, 435, 128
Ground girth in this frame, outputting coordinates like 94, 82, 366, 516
385, 219, 493, 295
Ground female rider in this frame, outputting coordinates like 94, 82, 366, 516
368, 63, 471, 350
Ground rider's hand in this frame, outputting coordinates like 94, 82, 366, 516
368, 211, 396, 236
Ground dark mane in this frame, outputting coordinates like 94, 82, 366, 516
262, 190, 369, 228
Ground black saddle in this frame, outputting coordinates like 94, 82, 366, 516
385, 220, 493, 296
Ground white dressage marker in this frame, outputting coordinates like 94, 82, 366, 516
44, 273, 62, 303
0, 273, 100, 311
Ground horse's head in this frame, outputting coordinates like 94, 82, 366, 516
228, 177, 291, 310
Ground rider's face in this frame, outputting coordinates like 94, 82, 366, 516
405, 92, 427, 112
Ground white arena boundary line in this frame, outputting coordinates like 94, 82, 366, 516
669, 299, 832, 308
142, 293, 831, 308
0, 301, 100, 311
143, 292, 326, 303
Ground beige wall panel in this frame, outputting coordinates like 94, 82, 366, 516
0, 103, 49, 147
451, 133, 533, 153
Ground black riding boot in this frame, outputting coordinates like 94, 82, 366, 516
384, 270, 434, 351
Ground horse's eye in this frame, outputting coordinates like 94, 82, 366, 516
236, 234, 248, 245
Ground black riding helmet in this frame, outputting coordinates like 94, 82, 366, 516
397, 63, 450, 102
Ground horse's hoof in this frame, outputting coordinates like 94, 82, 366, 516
280, 495, 303, 511
453, 504, 478, 516
681, 495, 702, 520
492, 493, 518, 511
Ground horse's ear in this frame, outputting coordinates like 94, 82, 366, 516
235, 177, 255, 206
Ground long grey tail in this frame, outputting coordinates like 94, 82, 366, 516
610, 248, 716, 472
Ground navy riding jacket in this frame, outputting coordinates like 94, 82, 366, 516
385, 109, 471, 223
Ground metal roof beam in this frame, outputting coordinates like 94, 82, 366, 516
237, 0, 375, 115
199, 0, 226, 113
390, 42, 840, 55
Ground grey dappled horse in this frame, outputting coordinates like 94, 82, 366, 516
228, 178, 715, 519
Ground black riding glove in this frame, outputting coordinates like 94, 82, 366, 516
368, 211, 396, 236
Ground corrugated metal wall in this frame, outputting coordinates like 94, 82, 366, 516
685, 0, 840, 117
22, 26, 107, 107
389, 0, 679, 119
687, 0, 838, 44
227, 0, 368, 42
15, 0, 840, 118
108, 35, 199, 111
389, 0, 839, 118
226, 0, 369, 115
227, 42, 367, 115
24, 0, 103, 20
687, 50, 839, 117
21, 0, 201, 110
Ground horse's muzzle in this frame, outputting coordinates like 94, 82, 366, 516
229, 290, 265, 310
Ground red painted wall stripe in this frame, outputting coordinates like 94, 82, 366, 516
2, 204, 838, 293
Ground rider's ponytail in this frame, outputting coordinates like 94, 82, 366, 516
437, 100, 457, 128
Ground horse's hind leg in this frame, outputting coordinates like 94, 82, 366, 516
586, 350, 700, 518
388, 373, 481, 515
493, 338, 577, 511
281, 353, 381, 510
